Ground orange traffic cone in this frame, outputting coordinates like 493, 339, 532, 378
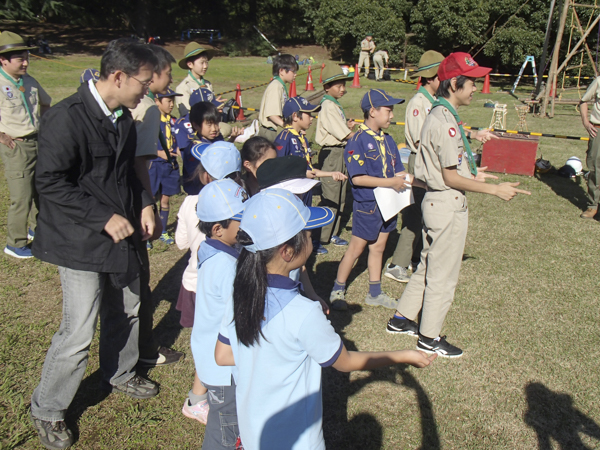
289, 79, 297, 98
481, 74, 491, 94
235, 84, 246, 121
351, 63, 361, 88
305, 66, 315, 91
416, 77, 421, 90
319, 63, 325, 83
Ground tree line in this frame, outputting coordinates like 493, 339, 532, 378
3, 0, 600, 74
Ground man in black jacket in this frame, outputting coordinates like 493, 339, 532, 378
30, 39, 159, 450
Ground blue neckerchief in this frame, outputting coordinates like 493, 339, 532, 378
263, 274, 303, 327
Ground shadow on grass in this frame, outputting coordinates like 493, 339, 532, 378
320, 305, 440, 449
536, 173, 589, 211
524, 382, 600, 450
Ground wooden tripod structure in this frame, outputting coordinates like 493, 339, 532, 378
541, 0, 600, 117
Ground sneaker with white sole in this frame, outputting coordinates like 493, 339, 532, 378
329, 289, 347, 311
102, 374, 159, 399
386, 317, 419, 336
4, 245, 33, 259
365, 292, 397, 309
30, 413, 74, 450
384, 265, 411, 283
28, 228, 35, 240
138, 346, 184, 367
182, 398, 209, 424
417, 335, 463, 358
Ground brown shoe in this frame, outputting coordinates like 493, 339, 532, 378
580, 208, 598, 219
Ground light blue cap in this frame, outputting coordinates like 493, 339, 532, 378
197, 178, 248, 222
240, 188, 334, 253
200, 141, 242, 180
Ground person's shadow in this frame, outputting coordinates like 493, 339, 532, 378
536, 172, 589, 212
524, 382, 600, 449
320, 304, 439, 449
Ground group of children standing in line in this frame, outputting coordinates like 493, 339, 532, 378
85, 45, 529, 449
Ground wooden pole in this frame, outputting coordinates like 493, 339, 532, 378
571, 7, 598, 76
535, 0, 556, 97
542, 0, 571, 117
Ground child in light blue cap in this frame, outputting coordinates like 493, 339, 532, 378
215, 189, 436, 450
188, 178, 247, 445
195, 141, 242, 184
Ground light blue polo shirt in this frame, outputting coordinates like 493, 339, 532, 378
191, 238, 239, 386
218, 274, 343, 450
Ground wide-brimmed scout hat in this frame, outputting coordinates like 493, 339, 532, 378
178, 42, 215, 70
0, 31, 36, 55
410, 50, 445, 79
321, 63, 352, 85
437, 52, 491, 81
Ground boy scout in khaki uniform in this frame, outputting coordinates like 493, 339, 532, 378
385, 51, 443, 284
387, 53, 529, 358
175, 42, 216, 117
372, 50, 388, 81
258, 54, 298, 142
315, 63, 356, 250
0, 31, 51, 259
579, 78, 600, 219
358, 34, 375, 77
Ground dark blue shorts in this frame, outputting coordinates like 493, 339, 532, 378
352, 200, 397, 241
149, 160, 181, 196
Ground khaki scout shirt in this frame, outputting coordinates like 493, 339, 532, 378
581, 76, 600, 125
415, 106, 471, 191
0, 73, 51, 138
130, 95, 160, 158
361, 39, 375, 53
373, 50, 388, 63
404, 91, 433, 153
258, 79, 287, 129
175, 73, 214, 115
315, 98, 351, 147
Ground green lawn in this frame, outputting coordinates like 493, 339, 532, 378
1, 54, 599, 449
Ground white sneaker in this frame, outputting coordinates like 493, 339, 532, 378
235, 119, 259, 144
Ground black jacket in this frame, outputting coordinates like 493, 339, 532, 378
33, 83, 153, 272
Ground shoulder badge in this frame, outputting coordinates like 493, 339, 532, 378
413, 109, 419, 117
449, 128, 457, 137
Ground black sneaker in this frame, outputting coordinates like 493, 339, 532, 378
386, 317, 419, 336
30, 413, 74, 449
103, 374, 159, 399
138, 346, 184, 368
417, 335, 463, 358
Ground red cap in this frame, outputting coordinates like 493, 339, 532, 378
437, 52, 491, 81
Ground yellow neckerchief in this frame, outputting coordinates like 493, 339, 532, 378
285, 126, 313, 169
359, 124, 388, 177
161, 113, 173, 151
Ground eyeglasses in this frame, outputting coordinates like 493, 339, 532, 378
128, 75, 153, 88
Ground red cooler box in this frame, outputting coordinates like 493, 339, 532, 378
480, 132, 539, 176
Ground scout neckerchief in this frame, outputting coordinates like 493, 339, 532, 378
359, 123, 388, 177
0, 67, 34, 126
431, 97, 478, 176
418, 86, 435, 105
321, 94, 347, 119
161, 113, 173, 151
273, 76, 289, 97
148, 91, 174, 167
188, 70, 207, 87
285, 126, 313, 169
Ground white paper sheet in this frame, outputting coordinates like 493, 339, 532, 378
374, 183, 414, 222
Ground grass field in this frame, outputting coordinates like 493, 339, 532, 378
1, 53, 600, 450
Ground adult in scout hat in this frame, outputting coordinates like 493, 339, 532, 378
358, 33, 376, 77
384, 50, 444, 284
175, 42, 218, 116
388, 52, 530, 358
0, 31, 52, 259
315, 63, 356, 252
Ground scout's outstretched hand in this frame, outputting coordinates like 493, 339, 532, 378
404, 350, 437, 368
473, 166, 498, 183
495, 182, 531, 201
471, 129, 498, 144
